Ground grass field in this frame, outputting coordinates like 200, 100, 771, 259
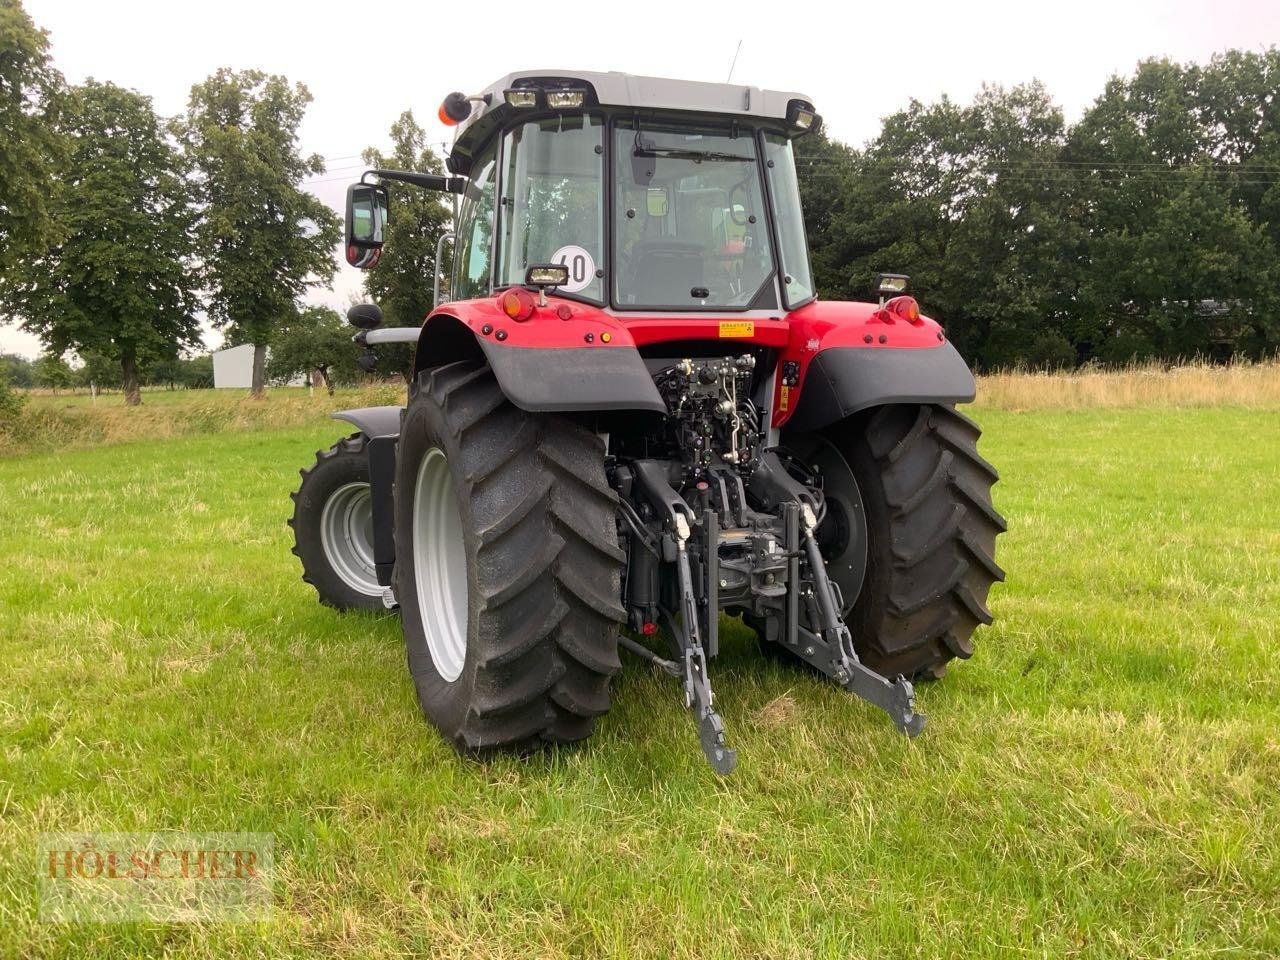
1, 391, 1278, 957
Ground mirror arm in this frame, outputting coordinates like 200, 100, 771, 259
364, 168, 467, 194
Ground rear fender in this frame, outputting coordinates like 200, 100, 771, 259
776, 300, 976, 431
412, 302, 666, 415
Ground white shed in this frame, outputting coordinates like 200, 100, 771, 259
212, 343, 256, 389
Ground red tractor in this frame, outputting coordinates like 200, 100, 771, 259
289, 72, 1004, 773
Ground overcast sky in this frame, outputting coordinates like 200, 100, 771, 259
5, 0, 1278, 358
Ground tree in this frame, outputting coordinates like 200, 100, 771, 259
1067, 59, 1278, 360
179, 354, 214, 388
32, 352, 72, 391
0, 81, 200, 404
0, 0, 63, 264
803, 84, 1076, 368
267, 306, 356, 395
0, 350, 30, 419
0, 352, 34, 388
76, 349, 121, 391
180, 69, 340, 396
361, 110, 452, 380
144, 355, 183, 389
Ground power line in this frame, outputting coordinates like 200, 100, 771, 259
794, 155, 1280, 174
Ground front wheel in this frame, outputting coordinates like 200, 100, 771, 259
393, 361, 626, 754
289, 434, 385, 611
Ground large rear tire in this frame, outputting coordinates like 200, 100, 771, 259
289, 433, 384, 611
777, 404, 1005, 680
393, 360, 626, 754
841, 404, 1006, 679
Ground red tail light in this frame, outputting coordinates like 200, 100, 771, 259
886, 295, 922, 324
497, 287, 535, 322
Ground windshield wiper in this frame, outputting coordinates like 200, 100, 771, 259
633, 145, 756, 163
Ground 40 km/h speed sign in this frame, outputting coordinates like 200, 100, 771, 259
550, 244, 595, 294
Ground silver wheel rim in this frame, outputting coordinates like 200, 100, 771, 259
319, 482, 380, 596
412, 447, 469, 682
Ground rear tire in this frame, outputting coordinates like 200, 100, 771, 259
773, 404, 1005, 680
394, 360, 626, 754
289, 434, 384, 611
842, 404, 1006, 679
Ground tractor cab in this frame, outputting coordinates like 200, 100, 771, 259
349, 71, 820, 316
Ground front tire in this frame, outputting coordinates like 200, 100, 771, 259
393, 361, 626, 754
289, 433, 384, 611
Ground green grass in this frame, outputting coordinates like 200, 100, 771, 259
1, 408, 1277, 958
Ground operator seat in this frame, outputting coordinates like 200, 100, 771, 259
627, 239, 705, 304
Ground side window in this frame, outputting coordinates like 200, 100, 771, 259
763, 134, 815, 307
497, 115, 604, 302
451, 142, 498, 301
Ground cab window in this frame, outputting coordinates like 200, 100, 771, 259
497, 115, 604, 302
613, 122, 775, 310
451, 141, 498, 301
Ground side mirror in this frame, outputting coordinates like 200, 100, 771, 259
345, 183, 389, 269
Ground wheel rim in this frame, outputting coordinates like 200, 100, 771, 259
319, 482, 380, 596
412, 447, 469, 682
803, 438, 869, 612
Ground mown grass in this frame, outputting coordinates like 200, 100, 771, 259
1, 404, 1278, 958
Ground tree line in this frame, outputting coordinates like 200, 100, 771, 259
0, 0, 449, 406
796, 51, 1280, 369
2, 0, 1277, 411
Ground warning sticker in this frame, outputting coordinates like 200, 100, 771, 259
719, 321, 754, 338
779, 385, 790, 412
550, 245, 595, 294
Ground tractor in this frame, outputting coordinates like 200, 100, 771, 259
288, 71, 1004, 773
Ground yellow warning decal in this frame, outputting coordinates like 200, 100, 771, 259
719, 321, 754, 338
779, 385, 790, 412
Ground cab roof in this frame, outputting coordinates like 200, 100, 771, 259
446, 70, 815, 175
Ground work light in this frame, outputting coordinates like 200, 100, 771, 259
525, 264, 570, 306
504, 89, 539, 108
546, 89, 586, 109
874, 273, 910, 296
526, 265, 569, 287
786, 99, 821, 134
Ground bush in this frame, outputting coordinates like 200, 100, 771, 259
0, 380, 24, 418
1026, 331, 1077, 371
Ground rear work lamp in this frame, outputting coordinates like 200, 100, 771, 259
525, 264, 570, 305
874, 273, 910, 300
545, 88, 586, 109
504, 88, 539, 108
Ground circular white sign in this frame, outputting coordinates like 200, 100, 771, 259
550, 244, 596, 294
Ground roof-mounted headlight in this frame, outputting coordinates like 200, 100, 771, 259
504, 88, 539, 108
545, 88, 586, 109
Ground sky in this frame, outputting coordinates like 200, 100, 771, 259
4, 0, 1279, 359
